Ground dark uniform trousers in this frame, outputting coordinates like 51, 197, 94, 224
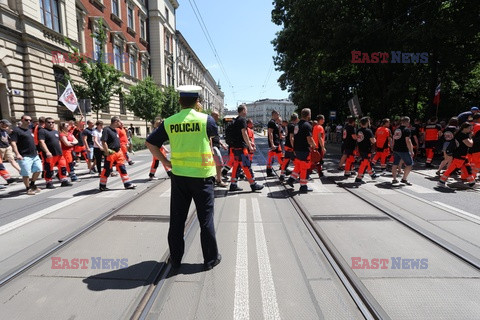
169, 174, 218, 264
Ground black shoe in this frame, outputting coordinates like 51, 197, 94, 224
266, 169, 275, 177
285, 169, 292, 176
221, 168, 229, 177
46, 182, 56, 189
286, 177, 295, 188
250, 183, 264, 192
299, 185, 313, 193
128, 161, 135, 165
99, 185, 109, 191
370, 173, 378, 180
401, 179, 412, 186
125, 183, 137, 189
70, 175, 80, 182
318, 171, 324, 178
6, 178, 15, 184
344, 173, 351, 177
61, 180, 72, 187
229, 184, 243, 192
392, 179, 400, 185
279, 175, 285, 182
204, 254, 222, 271
354, 178, 365, 184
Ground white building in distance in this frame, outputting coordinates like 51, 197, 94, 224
245, 99, 297, 125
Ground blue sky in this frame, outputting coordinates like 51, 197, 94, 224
176, 0, 289, 110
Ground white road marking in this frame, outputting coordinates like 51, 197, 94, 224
433, 201, 480, 224
234, 199, 249, 320
0, 196, 88, 235
251, 198, 281, 320
403, 183, 436, 194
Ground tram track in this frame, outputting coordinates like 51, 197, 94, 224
0, 178, 169, 287
255, 136, 480, 319
254, 144, 384, 319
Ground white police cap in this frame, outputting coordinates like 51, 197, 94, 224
177, 85, 202, 98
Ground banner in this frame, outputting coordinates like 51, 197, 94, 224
347, 95, 362, 117
58, 81, 78, 112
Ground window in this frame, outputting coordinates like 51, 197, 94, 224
142, 63, 148, 79
140, 19, 146, 39
127, 6, 134, 29
167, 67, 172, 86
40, 0, 61, 33
165, 7, 169, 23
53, 67, 67, 97
119, 92, 126, 115
129, 53, 136, 78
112, 0, 119, 16
114, 44, 123, 71
165, 34, 170, 53
94, 37, 102, 61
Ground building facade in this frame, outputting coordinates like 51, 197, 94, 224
148, 0, 177, 88
245, 99, 297, 125
175, 31, 224, 114
0, 0, 224, 135
0, 0, 155, 135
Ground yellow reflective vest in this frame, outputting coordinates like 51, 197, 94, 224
164, 108, 216, 178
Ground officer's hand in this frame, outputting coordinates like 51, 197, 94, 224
248, 145, 254, 152
46, 152, 52, 158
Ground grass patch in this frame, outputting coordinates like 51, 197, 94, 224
131, 136, 147, 151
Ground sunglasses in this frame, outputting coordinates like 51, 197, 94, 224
23, 119, 32, 122
46, 121, 55, 124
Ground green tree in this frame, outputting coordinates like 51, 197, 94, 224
272, 0, 480, 120
162, 86, 180, 118
65, 20, 123, 119
124, 77, 164, 129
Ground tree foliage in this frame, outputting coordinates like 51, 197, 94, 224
124, 77, 164, 123
161, 86, 180, 119
272, 0, 480, 121
65, 20, 123, 119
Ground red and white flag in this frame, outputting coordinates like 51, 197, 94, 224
433, 83, 441, 106
58, 81, 78, 112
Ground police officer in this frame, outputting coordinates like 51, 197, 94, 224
145, 85, 221, 271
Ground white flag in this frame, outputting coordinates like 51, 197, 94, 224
58, 81, 78, 112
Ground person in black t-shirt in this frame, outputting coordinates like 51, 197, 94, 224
82, 120, 96, 173
99, 116, 136, 191
228, 105, 263, 192
279, 113, 298, 181
391, 116, 414, 185
471, 114, 480, 178
38, 117, 71, 189
439, 122, 476, 187
286, 108, 316, 193
266, 110, 282, 177
355, 117, 378, 183
10, 115, 44, 194
343, 116, 358, 177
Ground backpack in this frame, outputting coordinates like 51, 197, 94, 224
224, 118, 236, 146
445, 138, 459, 156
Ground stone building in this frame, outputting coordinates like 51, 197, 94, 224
0, 0, 224, 134
175, 30, 224, 114
0, 0, 156, 135
245, 99, 297, 125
